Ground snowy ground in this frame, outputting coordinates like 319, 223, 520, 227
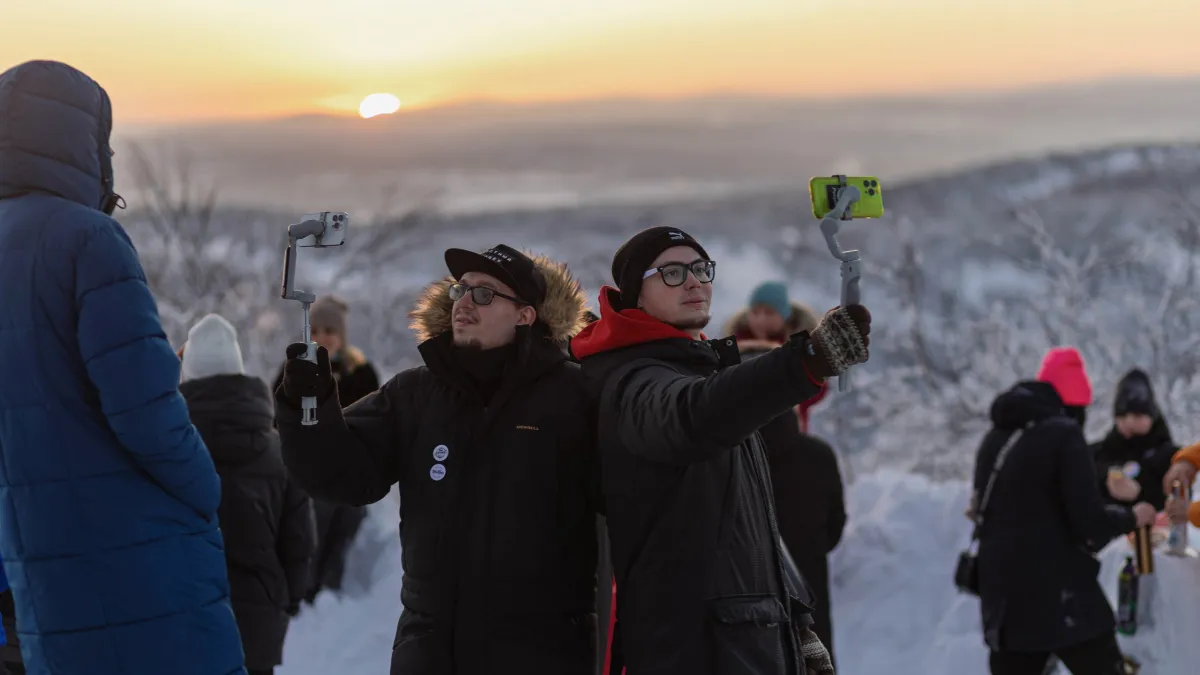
278, 470, 1200, 675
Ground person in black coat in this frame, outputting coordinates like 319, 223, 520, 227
181, 314, 317, 675
760, 419, 846, 668
277, 245, 601, 675
971, 347, 1156, 675
730, 302, 847, 668
569, 226, 871, 675
273, 295, 380, 605
1091, 368, 1178, 512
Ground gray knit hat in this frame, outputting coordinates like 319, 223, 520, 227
310, 295, 349, 340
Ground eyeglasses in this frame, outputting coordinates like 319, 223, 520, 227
643, 260, 717, 287
448, 282, 529, 306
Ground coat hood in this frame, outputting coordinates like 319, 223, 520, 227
569, 286, 706, 360
0, 60, 116, 210
990, 380, 1072, 430
408, 251, 590, 344
180, 374, 276, 466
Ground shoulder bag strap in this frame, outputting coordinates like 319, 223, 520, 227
970, 424, 1031, 539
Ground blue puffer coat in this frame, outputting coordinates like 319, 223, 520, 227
0, 60, 246, 675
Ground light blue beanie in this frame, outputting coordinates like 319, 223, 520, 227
748, 282, 790, 318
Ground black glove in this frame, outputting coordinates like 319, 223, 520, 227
286, 603, 301, 618
279, 343, 335, 407
804, 305, 871, 380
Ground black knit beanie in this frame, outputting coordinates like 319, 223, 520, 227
1113, 368, 1159, 419
610, 226, 710, 310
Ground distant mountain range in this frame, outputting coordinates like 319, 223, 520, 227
112, 75, 1200, 216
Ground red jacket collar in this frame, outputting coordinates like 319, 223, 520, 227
570, 287, 707, 360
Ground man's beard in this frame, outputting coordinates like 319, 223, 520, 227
670, 314, 710, 332
453, 334, 483, 350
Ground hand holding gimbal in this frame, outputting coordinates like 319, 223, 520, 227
280, 212, 348, 425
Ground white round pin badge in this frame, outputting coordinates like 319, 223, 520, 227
429, 464, 447, 481
432, 444, 450, 462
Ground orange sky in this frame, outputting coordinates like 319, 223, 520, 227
5, 0, 1200, 126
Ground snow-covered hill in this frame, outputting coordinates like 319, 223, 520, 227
127, 141, 1200, 481
121, 141, 1200, 675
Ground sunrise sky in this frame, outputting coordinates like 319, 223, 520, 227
6, 0, 1200, 126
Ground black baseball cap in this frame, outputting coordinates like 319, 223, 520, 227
444, 244, 547, 307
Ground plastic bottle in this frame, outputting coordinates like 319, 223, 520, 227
1166, 480, 1189, 556
1116, 555, 1139, 635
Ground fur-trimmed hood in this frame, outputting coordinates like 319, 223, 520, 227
408, 251, 591, 344
722, 301, 820, 344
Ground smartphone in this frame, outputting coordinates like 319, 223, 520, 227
296, 211, 349, 247
280, 245, 294, 299
809, 176, 884, 220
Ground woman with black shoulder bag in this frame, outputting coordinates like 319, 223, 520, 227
961, 347, 1155, 675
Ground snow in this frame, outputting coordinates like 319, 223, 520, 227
829, 471, 985, 674
280, 487, 402, 675
280, 472, 1200, 675
1097, 535, 1200, 674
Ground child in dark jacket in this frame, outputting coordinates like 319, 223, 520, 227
181, 314, 317, 675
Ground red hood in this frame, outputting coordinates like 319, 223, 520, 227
570, 287, 707, 359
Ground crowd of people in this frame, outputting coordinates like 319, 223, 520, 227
0, 58, 1196, 675
0, 60, 862, 675
966, 350, 1200, 675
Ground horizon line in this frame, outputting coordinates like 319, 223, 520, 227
119, 71, 1200, 133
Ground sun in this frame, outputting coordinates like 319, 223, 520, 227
359, 93, 401, 119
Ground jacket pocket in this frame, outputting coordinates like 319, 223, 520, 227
707, 594, 790, 675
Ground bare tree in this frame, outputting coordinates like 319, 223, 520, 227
823, 187, 1200, 480
121, 140, 427, 379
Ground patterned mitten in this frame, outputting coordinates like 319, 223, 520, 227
804, 305, 871, 379
798, 626, 835, 674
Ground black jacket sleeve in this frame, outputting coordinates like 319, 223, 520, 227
826, 448, 848, 553
1090, 440, 1112, 501
277, 368, 420, 506
603, 339, 823, 465
1059, 426, 1137, 551
278, 474, 317, 610
1141, 442, 1179, 511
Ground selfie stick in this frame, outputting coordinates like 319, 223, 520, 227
818, 175, 862, 393
282, 219, 325, 426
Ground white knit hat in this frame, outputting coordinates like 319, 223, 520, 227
180, 314, 245, 381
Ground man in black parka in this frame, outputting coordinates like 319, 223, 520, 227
569, 226, 872, 675
178, 313, 317, 675
277, 245, 600, 675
